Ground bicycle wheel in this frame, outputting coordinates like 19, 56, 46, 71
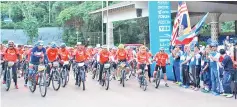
29, 76, 36, 93
52, 70, 61, 91
122, 70, 125, 87
5, 70, 11, 91
155, 71, 161, 89
105, 71, 110, 90
61, 69, 67, 87
73, 69, 77, 80
39, 72, 47, 97
78, 74, 81, 87
92, 69, 96, 79
81, 71, 86, 91
142, 76, 147, 91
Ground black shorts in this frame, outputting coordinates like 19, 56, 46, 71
155, 65, 166, 73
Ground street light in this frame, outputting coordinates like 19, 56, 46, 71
98, 37, 100, 44
76, 31, 79, 42
87, 38, 90, 45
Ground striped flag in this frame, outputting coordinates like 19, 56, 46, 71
176, 13, 209, 45
171, 1, 191, 46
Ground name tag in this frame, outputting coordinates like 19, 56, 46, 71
181, 56, 185, 60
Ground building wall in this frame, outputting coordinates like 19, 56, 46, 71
103, 7, 149, 23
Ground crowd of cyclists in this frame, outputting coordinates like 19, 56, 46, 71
0, 39, 236, 98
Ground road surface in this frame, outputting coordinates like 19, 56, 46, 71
1, 72, 236, 107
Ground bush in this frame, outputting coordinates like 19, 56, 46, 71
0, 21, 23, 29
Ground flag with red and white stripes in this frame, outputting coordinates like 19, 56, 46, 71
171, 1, 191, 46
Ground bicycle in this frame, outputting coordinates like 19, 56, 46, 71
138, 64, 148, 91
117, 61, 127, 87
75, 62, 86, 90
28, 64, 47, 97
5, 61, 14, 91
101, 62, 111, 90
47, 61, 61, 91
61, 61, 69, 87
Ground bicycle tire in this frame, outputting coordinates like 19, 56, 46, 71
39, 72, 47, 97
105, 71, 110, 90
29, 76, 36, 93
78, 71, 81, 87
155, 71, 161, 89
52, 71, 61, 91
61, 69, 67, 87
143, 77, 147, 91
5, 70, 11, 91
122, 70, 125, 87
92, 69, 96, 79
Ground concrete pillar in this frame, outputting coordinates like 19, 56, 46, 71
209, 13, 221, 42
235, 20, 237, 35
106, 22, 114, 48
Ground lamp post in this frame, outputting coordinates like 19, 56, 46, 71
98, 37, 100, 44
76, 31, 79, 42
87, 38, 90, 45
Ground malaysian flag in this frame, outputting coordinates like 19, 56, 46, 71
171, 1, 191, 46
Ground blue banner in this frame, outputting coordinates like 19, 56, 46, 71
148, 1, 174, 80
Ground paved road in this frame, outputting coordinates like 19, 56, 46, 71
1, 72, 236, 107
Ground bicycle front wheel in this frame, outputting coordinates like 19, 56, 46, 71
52, 70, 61, 91
61, 69, 67, 87
155, 71, 161, 89
39, 72, 47, 97
29, 77, 37, 93
5, 70, 11, 91
105, 71, 110, 90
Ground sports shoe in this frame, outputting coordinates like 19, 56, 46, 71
226, 94, 233, 98
212, 92, 219, 96
220, 93, 228, 96
2, 81, 6, 84
24, 84, 27, 87
165, 83, 169, 87
194, 88, 199, 91
15, 84, 19, 89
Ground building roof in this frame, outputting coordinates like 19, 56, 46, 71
89, 1, 135, 14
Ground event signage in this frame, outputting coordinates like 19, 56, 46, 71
148, 1, 173, 80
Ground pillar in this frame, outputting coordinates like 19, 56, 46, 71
235, 20, 237, 35
106, 22, 114, 48
209, 13, 221, 42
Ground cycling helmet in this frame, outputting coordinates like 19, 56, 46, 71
60, 43, 66, 48
51, 42, 57, 48
102, 45, 107, 49
118, 44, 125, 49
139, 45, 146, 50
8, 40, 14, 45
35, 40, 44, 46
